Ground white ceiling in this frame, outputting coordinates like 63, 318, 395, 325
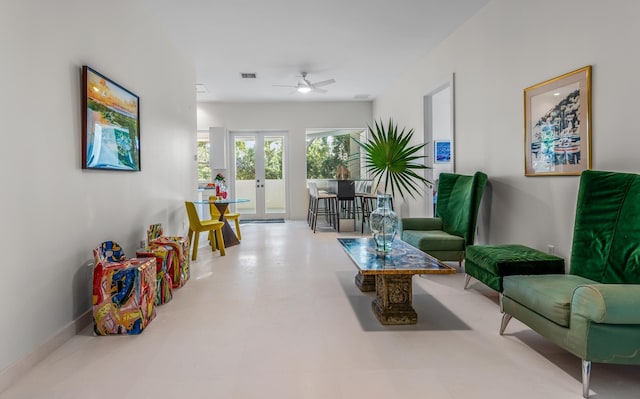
141, 0, 489, 102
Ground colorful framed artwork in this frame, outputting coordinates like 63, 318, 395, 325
524, 66, 591, 176
81, 66, 141, 171
434, 140, 451, 163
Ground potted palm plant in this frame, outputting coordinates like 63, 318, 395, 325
355, 118, 431, 252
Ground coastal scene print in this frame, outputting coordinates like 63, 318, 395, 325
524, 66, 591, 176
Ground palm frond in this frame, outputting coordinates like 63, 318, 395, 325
354, 118, 432, 200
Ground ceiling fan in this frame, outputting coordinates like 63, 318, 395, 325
274, 72, 336, 94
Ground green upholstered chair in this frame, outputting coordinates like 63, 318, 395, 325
501, 170, 640, 398
399, 171, 488, 266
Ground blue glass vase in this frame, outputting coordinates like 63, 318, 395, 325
369, 194, 398, 253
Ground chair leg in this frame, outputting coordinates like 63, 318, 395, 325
191, 231, 200, 261
312, 198, 319, 233
336, 198, 340, 231
582, 360, 591, 398
215, 227, 226, 256
209, 230, 218, 252
187, 229, 195, 260
463, 274, 472, 290
499, 313, 512, 335
235, 219, 242, 240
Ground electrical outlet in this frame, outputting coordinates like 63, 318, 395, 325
547, 245, 555, 255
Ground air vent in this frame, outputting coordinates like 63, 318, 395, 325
241, 73, 257, 79
195, 83, 208, 93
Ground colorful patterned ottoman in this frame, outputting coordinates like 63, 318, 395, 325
148, 224, 190, 288
136, 244, 174, 305
92, 256, 157, 335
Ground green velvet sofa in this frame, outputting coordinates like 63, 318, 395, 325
500, 170, 640, 398
399, 171, 488, 266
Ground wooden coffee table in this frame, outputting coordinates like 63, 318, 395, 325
337, 238, 456, 325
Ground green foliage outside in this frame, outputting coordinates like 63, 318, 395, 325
264, 138, 283, 179
306, 134, 353, 179
235, 138, 284, 180
235, 140, 255, 180
197, 141, 211, 181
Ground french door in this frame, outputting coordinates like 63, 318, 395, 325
229, 131, 288, 219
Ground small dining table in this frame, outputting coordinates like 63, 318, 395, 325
194, 198, 250, 247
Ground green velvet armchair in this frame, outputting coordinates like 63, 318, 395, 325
399, 171, 488, 265
500, 170, 640, 398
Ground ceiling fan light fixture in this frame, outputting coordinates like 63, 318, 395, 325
297, 86, 311, 93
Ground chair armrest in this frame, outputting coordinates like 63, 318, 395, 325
399, 217, 443, 231
572, 284, 640, 324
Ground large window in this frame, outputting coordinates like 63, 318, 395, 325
306, 128, 365, 179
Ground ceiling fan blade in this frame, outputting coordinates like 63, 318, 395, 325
311, 87, 328, 94
273, 84, 297, 88
311, 79, 335, 87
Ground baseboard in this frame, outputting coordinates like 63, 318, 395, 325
0, 310, 92, 393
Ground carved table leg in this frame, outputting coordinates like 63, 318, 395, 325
371, 274, 417, 325
355, 272, 376, 292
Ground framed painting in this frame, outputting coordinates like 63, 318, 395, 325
82, 66, 141, 171
524, 66, 591, 176
434, 140, 451, 163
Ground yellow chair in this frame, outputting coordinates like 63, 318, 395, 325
184, 201, 225, 260
208, 195, 242, 240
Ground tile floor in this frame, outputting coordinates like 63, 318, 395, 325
1, 221, 638, 398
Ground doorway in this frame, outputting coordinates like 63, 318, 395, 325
229, 131, 288, 219
424, 74, 455, 216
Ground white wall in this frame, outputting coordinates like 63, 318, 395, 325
374, 0, 640, 261
0, 1, 196, 373
197, 102, 373, 219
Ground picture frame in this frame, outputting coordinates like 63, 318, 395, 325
82, 66, 141, 171
524, 66, 591, 176
434, 140, 452, 163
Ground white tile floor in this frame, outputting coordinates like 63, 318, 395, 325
2, 221, 638, 398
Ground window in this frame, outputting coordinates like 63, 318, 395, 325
306, 128, 365, 179
197, 130, 211, 181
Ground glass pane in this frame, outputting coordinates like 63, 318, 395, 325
305, 129, 362, 179
197, 141, 211, 181
264, 136, 285, 214
234, 136, 256, 214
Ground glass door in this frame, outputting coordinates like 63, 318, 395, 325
230, 131, 288, 219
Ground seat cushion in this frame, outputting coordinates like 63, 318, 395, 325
503, 274, 596, 327
402, 230, 465, 252
466, 244, 565, 275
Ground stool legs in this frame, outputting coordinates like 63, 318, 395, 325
312, 196, 338, 233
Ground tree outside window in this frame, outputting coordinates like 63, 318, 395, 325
197, 140, 211, 181
306, 129, 363, 179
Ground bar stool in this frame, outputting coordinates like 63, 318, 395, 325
308, 182, 338, 233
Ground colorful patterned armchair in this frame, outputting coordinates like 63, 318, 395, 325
147, 224, 190, 288
92, 241, 157, 335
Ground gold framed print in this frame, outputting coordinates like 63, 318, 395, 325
524, 66, 592, 176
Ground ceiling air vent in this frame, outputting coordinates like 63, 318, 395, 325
195, 83, 207, 93
241, 73, 257, 79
